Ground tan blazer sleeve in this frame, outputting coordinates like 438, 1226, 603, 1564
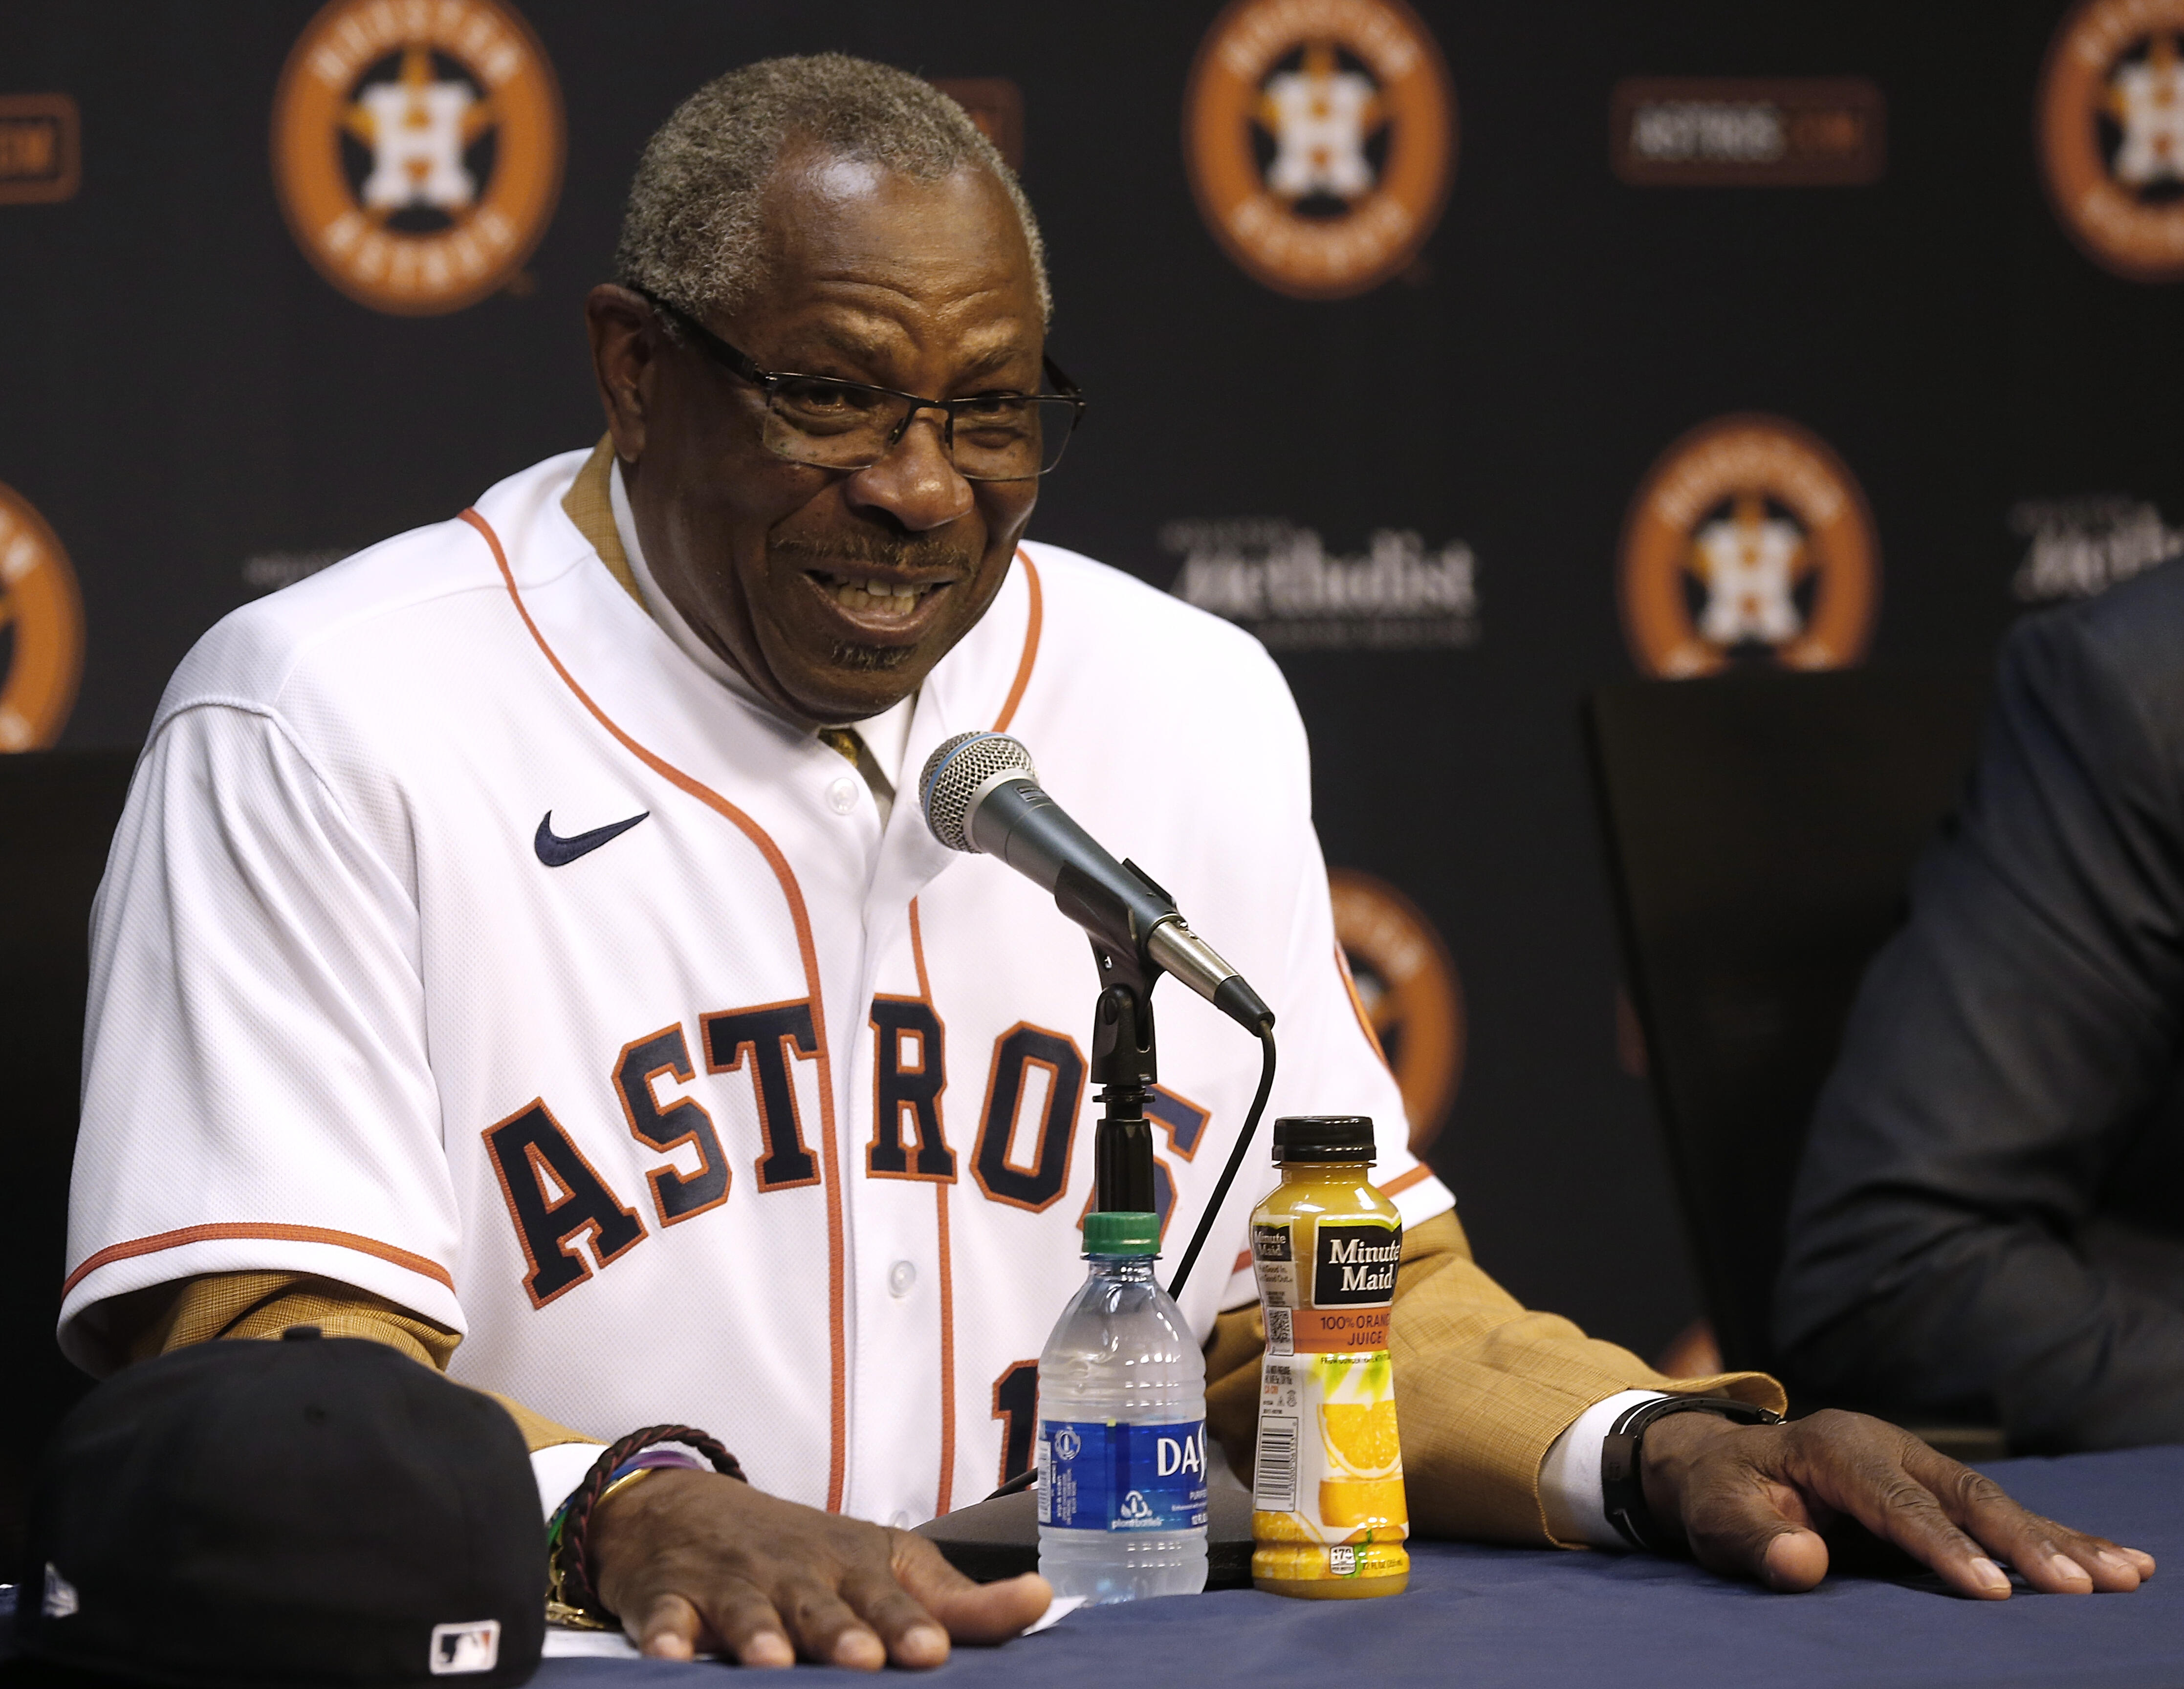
1206, 1210, 1786, 1548
115, 1272, 595, 1453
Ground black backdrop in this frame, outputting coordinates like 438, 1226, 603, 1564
4, 0, 2178, 1365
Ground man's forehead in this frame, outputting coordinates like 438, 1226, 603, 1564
757, 149, 1032, 298
798, 153, 901, 207
735, 152, 1040, 369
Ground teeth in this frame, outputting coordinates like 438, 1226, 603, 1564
829, 577, 932, 614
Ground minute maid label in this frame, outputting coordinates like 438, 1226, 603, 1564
1251, 1212, 1408, 1587
1265, 1218, 1402, 1357
1037, 1420, 1209, 1531
1314, 1222, 1401, 1304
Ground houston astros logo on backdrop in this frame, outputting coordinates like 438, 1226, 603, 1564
1328, 869, 1462, 1154
0, 483, 84, 751
2040, 0, 2184, 282
272, 0, 564, 314
1618, 415, 1878, 679
1185, 0, 1456, 300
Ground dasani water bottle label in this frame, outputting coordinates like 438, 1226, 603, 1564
1038, 1419, 1209, 1531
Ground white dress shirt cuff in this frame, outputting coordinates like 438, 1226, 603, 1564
532, 1442, 607, 1523
1537, 1389, 1669, 1549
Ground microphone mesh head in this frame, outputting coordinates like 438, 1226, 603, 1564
920, 731, 1037, 853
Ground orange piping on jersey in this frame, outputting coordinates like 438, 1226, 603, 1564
991, 549, 1042, 733
461, 507, 850, 1515
937, 541, 1035, 1499
1335, 940, 1393, 1070
909, 900, 957, 1516
1232, 1248, 1254, 1277
64, 1222, 453, 1299
907, 898, 934, 1001
1378, 1164, 1434, 1199
933, 1182, 958, 1515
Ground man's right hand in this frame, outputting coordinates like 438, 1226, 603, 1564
588, 1468, 1053, 1669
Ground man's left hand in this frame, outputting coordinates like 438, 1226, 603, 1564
1639, 1408, 2158, 1596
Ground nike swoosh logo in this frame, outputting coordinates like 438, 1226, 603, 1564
535, 809, 649, 867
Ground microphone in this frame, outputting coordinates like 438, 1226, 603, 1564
919, 730, 1274, 1033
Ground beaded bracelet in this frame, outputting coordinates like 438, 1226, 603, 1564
546, 1424, 744, 1626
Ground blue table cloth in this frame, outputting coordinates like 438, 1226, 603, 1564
537, 1446, 2184, 1688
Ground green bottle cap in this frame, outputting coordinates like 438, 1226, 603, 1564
1084, 1211, 1160, 1255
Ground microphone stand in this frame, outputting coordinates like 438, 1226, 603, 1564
1089, 937, 1160, 1214
1084, 933, 1279, 1305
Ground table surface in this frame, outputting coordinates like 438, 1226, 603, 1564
534, 1446, 2184, 1689
2, 1448, 2175, 1686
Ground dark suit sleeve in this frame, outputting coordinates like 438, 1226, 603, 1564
1773, 563, 2184, 1451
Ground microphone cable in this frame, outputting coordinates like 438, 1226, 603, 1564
1165, 1022, 1276, 1303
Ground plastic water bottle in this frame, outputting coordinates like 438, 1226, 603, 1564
1036, 1210, 1210, 1603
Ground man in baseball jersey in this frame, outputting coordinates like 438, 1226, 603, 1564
64, 56, 2149, 1670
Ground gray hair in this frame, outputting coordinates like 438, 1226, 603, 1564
615, 54, 1051, 326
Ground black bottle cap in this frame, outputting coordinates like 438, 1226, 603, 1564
1272, 1115, 1376, 1163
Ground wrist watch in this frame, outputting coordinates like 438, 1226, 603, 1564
1599, 1394, 1784, 1555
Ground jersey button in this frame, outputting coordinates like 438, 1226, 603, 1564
826, 776, 860, 815
887, 1260, 917, 1298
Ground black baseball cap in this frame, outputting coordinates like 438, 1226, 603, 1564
6, 1330, 543, 1688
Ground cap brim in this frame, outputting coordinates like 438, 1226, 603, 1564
0, 1656, 350, 1689
0, 1656, 150, 1689
0, 1643, 540, 1689
0, 1649, 340, 1689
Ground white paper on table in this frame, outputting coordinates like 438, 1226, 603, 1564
543, 1628, 641, 1660
540, 1599, 1086, 1659
1022, 1595, 1089, 1635
543, 1630, 721, 1662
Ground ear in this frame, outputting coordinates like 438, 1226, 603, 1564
585, 284, 657, 464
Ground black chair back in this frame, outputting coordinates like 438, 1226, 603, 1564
1583, 670, 1987, 1374
1, 748, 138, 1562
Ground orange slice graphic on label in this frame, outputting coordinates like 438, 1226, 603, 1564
1321, 1400, 1401, 1476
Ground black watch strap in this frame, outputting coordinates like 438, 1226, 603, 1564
1599, 1394, 1784, 1556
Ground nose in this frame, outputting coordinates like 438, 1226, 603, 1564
842, 408, 974, 533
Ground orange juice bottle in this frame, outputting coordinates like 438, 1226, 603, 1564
1248, 1115, 1409, 1599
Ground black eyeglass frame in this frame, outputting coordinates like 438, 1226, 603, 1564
632, 286, 1085, 482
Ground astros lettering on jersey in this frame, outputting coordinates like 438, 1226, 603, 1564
63, 448, 1453, 1529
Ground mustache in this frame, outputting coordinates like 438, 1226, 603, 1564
770, 532, 977, 577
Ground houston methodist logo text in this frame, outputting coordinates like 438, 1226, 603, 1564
1166, 517, 1478, 651
1618, 415, 1879, 679
1184, 0, 1456, 299
2040, 0, 2184, 282
272, 0, 564, 314
0, 483, 83, 751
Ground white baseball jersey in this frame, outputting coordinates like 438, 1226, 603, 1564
63, 448, 1455, 1528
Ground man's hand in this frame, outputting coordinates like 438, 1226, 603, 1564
589, 1469, 1052, 1668
1639, 1408, 2158, 1597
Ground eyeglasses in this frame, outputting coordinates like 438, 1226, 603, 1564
634, 288, 1085, 482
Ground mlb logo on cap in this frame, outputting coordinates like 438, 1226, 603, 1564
430, 1621, 503, 1676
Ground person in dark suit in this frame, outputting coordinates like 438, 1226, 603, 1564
1775, 557, 2184, 1451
